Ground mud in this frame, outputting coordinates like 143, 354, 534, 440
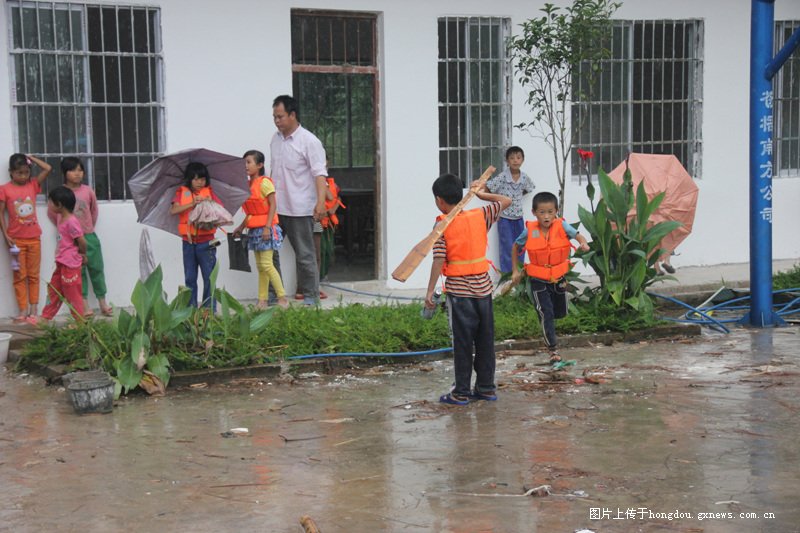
1, 328, 799, 532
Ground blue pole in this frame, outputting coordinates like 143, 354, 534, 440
744, 0, 783, 327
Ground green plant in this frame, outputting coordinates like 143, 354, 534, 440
508, 0, 620, 212
577, 167, 681, 312
774, 264, 800, 290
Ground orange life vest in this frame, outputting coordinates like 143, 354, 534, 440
438, 208, 489, 277
321, 177, 346, 229
524, 218, 573, 282
177, 186, 216, 239
242, 176, 279, 229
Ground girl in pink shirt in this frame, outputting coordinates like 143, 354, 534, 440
48, 157, 113, 317
41, 186, 86, 321
0, 153, 52, 323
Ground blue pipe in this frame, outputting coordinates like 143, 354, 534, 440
320, 282, 420, 301
650, 287, 800, 333
745, 0, 785, 327
747, 0, 775, 325
287, 347, 452, 360
765, 25, 800, 80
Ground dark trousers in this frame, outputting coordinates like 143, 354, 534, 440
446, 294, 496, 396
527, 278, 568, 348
182, 240, 217, 308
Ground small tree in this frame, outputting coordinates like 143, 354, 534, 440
508, 0, 620, 213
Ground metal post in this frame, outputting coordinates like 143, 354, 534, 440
743, 0, 784, 326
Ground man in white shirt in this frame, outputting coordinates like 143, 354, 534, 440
270, 94, 328, 305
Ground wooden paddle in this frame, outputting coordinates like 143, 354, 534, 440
391, 166, 495, 282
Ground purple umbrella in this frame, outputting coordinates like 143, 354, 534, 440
128, 148, 249, 237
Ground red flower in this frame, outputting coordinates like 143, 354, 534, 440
577, 148, 594, 160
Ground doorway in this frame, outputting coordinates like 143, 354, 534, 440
291, 10, 379, 282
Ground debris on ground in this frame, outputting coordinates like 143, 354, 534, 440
300, 515, 321, 533
522, 484, 552, 497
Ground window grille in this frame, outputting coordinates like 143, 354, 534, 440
7, 1, 165, 200
774, 20, 800, 178
290, 10, 377, 171
438, 17, 511, 183
572, 20, 704, 179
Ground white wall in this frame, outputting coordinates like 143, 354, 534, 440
1, 0, 800, 317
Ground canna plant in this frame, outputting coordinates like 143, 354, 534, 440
577, 166, 681, 312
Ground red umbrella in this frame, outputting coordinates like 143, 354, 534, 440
128, 148, 248, 237
607, 153, 699, 256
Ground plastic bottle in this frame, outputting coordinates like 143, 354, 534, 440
421, 289, 443, 319
9, 245, 20, 271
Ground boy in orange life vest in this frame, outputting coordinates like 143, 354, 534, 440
425, 173, 511, 406
511, 192, 589, 363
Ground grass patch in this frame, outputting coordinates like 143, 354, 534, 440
19, 294, 662, 375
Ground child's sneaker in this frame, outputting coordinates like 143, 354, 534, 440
439, 393, 469, 406
468, 390, 498, 402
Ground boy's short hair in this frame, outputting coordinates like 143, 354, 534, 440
432, 173, 464, 205
505, 146, 525, 160
49, 185, 76, 212
532, 191, 558, 211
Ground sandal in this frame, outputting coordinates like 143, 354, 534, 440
549, 351, 562, 364
662, 263, 676, 274
439, 393, 469, 406
319, 291, 328, 300
468, 390, 498, 402
100, 306, 114, 317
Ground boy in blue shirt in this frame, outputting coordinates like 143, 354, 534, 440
511, 192, 589, 363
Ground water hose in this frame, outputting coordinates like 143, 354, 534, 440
287, 347, 452, 360
320, 281, 421, 301
648, 287, 800, 333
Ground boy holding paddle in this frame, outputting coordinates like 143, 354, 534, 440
425, 174, 511, 405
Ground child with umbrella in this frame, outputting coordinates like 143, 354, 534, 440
169, 162, 224, 308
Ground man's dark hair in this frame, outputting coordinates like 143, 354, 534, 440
505, 146, 525, 160
432, 173, 464, 205
48, 185, 76, 212
273, 94, 299, 119
532, 191, 559, 211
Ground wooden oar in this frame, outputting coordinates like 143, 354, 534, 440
391, 166, 495, 282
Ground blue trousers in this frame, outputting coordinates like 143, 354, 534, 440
445, 294, 496, 396
182, 240, 217, 308
497, 217, 525, 273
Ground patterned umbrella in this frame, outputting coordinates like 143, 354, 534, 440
128, 148, 248, 237
607, 153, 699, 256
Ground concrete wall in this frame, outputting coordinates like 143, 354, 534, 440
1, 0, 799, 316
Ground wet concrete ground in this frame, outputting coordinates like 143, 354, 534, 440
1, 328, 799, 533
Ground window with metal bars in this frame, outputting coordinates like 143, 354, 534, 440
774, 21, 800, 178
437, 17, 511, 183
7, 1, 165, 200
571, 20, 704, 179
290, 11, 376, 171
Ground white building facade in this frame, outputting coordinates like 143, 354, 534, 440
1, 0, 799, 317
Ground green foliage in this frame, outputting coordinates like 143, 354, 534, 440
21, 293, 661, 382
577, 167, 681, 312
508, 0, 620, 212
773, 264, 800, 290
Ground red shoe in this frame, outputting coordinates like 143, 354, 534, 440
319, 291, 328, 300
